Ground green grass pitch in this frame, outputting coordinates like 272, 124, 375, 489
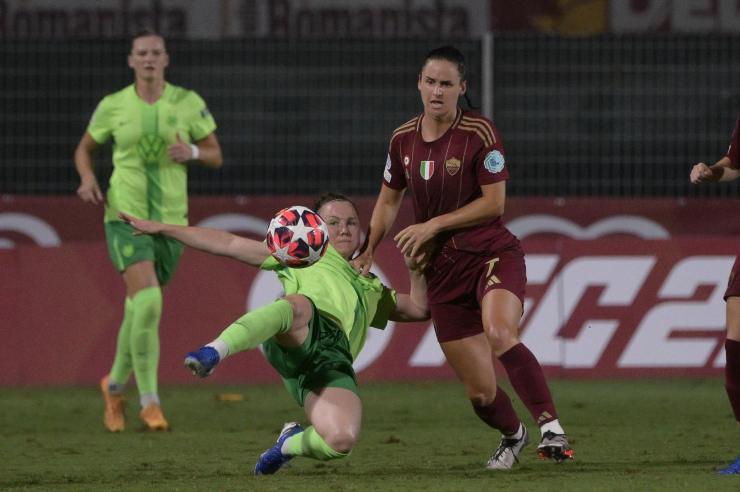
2, 380, 739, 491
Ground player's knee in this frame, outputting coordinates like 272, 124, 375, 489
484, 319, 519, 352
282, 294, 312, 328
322, 427, 358, 454
468, 388, 497, 407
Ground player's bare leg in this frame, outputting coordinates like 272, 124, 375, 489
441, 334, 528, 470
255, 387, 359, 475
483, 289, 573, 462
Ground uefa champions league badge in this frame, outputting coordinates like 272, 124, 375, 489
384, 154, 392, 183
484, 150, 505, 174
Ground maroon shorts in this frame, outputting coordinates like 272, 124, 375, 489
426, 246, 526, 343
725, 256, 740, 300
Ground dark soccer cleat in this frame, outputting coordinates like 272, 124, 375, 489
254, 422, 304, 475
717, 454, 740, 475
486, 424, 529, 470
537, 431, 574, 462
184, 346, 220, 378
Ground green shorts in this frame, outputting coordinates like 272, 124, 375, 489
263, 302, 358, 407
104, 220, 184, 285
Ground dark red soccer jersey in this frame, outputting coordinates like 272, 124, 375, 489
383, 108, 519, 255
727, 115, 740, 168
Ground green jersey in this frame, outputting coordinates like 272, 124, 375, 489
87, 83, 217, 225
261, 245, 397, 359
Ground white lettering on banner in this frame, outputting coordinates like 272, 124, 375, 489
611, 0, 740, 33
523, 254, 561, 320
619, 256, 734, 368
507, 215, 669, 240
408, 322, 444, 367
0, 213, 60, 248
610, 0, 670, 32
719, 0, 740, 32
521, 257, 656, 368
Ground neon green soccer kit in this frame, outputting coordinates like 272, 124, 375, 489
87, 82, 217, 225
260, 245, 398, 405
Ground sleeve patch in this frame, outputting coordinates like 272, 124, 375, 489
484, 150, 505, 174
383, 153, 392, 183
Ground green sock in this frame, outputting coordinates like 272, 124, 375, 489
283, 426, 349, 461
109, 297, 134, 386
217, 299, 293, 355
129, 286, 163, 396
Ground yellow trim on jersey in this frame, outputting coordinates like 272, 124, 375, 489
459, 116, 497, 147
389, 116, 419, 149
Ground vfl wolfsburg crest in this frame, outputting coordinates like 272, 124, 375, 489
420, 160, 435, 180
137, 134, 166, 162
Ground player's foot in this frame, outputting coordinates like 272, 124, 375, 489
139, 403, 169, 431
717, 454, 740, 474
537, 431, 574, 462
100, 375, 125, 432
254, 422, 304, 475
184, 346, 220, 378
486, 424, 529, 470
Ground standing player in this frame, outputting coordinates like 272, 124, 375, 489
352, 46, 572, 470
689, 119, 740, 474
74, 30, 223, 432
119, 192, 429, 475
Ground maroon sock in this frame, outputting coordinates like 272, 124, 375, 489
499, 343, 559, 426
472, 387, 521, 435
726, 339, 740, 422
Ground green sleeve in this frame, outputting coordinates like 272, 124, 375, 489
86, 96, 114, 144
370, 285, 397, 329
260, 255, 280, 271
186, 91, 217, 141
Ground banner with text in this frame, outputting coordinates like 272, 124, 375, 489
0, 0, 489, 40
1, 195, 737, 385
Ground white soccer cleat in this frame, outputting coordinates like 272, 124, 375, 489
486, 424, 529, 470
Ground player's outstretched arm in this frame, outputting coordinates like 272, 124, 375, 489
119, 212, 270, 266
390, 254, 430, 322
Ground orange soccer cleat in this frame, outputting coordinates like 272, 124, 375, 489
139, 402, 170, 431
100, 375, 126, 432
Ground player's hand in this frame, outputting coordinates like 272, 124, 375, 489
76, 177, 104, 205
690, 162, 714, 183
350, 249, 374, 276
119, 212, 164, 235
394, 221, 439, 258
403, 252, 428, 273
168, 132, 197, 164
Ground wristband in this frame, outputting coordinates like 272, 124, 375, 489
189, 144, 200, 160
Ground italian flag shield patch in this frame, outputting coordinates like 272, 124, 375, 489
420, 160, 435, 180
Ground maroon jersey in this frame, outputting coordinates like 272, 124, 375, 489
384, 108, 519, 256
727, 115, 740, 168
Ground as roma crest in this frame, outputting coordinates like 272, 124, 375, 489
445, 157, 461, 176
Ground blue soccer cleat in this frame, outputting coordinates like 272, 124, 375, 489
717, 454, 740, 475
254, 422, 304, 475
183, 346, 220, 378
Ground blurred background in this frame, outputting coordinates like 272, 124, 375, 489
2, 0, 739, 386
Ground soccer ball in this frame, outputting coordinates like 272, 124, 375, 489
266, 205, 330, 268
